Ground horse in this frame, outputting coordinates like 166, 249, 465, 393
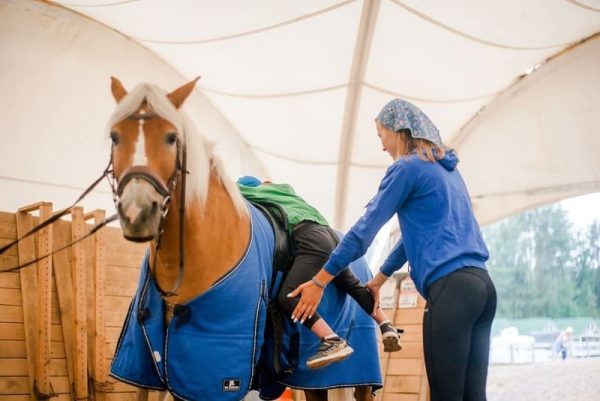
105, 77, 382, 401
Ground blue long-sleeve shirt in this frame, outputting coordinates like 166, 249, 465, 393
324, 150, 489, 297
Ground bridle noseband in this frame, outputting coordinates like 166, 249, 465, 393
108, 109, 188, 298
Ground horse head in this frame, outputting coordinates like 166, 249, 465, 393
108, 77, 198, 242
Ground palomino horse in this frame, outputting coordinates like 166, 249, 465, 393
106, 77, 381, 401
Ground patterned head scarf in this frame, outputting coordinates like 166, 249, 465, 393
375, 99, 443, 147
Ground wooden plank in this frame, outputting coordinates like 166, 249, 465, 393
379, 341, 423, 360
0, 395, 71, 401
398, 324, 423, 343
0, 358, 67, 377
85, 210, 109, 400
0, 340, 26, 358
0, 357, 27, 375
16, 210, 38, 399
34, 203, 53, 397
0, 257, 19, 272
51, 342, 66, 359
52, 219, 77, 389
103, 230, 147, 254
105, 251, 146, 269
104, 296, 133, 327
386, 358, 424, 376
381, 394, 419, 401
104, 266, 140, 296
0, 323, 24, 341
0, 212, 16, 225
382, 375, 422, 394
2, 376, 71, 395
105, 327, 123, 341
0, 240, 17, 257
70, 207, 89, 399
417, 362, 429, 401
51, 324, 64, 342
47, 376, 70, 394
0, 223, 16, 240
105, 393, 137, 401
0, 305, 23, 323
393, 308, 425, 325
0, 288, 22, 306
0, 377, 29, 394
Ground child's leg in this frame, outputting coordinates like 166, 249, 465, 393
277, 249, 326, 330
278, 222, 354, 368
278, 222, 340, 334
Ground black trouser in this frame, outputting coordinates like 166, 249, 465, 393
423, 267, 497, 401
277, 221, 375, 329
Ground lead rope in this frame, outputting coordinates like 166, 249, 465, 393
0, 158, 116, 272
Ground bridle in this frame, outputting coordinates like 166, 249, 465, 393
0, 106, 188, 298
107, 108, 188, 298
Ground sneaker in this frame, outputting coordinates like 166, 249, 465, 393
380, 322, 402, 352
306, 337, 354, 369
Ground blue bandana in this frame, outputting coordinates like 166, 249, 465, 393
376, 98, 443, 147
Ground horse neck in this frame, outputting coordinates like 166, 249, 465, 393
151, 171, 250, 303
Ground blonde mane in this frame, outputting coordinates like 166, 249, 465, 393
106, 83, 248, 215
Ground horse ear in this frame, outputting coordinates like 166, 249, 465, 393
110, 77, 128, 103
167, 76, 201, 109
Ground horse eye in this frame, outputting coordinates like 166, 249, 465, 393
166, 133, 178, 145
110, 132, 120, 145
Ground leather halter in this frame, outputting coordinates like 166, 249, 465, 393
109, 108, 188, 298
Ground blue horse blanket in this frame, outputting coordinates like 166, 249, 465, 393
110, 203, 382, 400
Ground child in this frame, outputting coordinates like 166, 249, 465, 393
237, 176, 400, 370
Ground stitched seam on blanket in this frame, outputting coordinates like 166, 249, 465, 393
248, 279, 266, 392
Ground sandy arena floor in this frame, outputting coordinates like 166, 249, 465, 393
487, 357, 600, 401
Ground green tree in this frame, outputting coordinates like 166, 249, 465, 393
483, 204, 599, 318
573, 220, 600, 317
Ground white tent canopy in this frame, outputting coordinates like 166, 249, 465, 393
1, 0, 599, 229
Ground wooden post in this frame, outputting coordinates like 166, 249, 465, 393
71, 207, 89, 399
52, 218, 78, 397
16, 202, 54, 400
378, 273, 429, 401
84, 209, 112, 399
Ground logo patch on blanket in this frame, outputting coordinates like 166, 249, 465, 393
222, 379, 241, 392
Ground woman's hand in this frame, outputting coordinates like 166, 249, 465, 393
287, 280, 325, 324
366, 272, 388, 316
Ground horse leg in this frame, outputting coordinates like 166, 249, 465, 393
353, 385, 375, 401
304, 389, 328, 401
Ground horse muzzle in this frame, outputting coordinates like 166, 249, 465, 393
116, 167, 170, 242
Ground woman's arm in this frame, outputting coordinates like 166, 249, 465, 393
288, 161, 415, 323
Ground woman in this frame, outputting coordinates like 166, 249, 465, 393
288, 99, 497, 400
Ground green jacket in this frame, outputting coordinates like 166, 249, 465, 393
238, 182, 328, 228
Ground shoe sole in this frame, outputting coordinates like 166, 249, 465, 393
382, 334, 402, 352
306, 346, 354, 370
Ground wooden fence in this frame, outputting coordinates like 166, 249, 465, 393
0, 202, 429, 401
0, 202, 146, 401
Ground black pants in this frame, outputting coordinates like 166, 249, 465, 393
277, 222, 375, 329
423, 267, 497, 401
